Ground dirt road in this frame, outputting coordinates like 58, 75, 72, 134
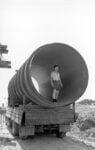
0, 120, 94, 150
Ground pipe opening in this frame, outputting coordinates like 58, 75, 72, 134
30, 43, 88, 104
8, 43, 88, 107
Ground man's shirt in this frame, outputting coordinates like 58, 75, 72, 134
51, 71, 61, 81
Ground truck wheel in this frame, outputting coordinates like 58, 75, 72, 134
6, 118, 12, 128
12, 121, 19, 136
56, 131, 66, 138
20, 136, 28, 140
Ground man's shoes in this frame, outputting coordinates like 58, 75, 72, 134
53, 99, 57, 103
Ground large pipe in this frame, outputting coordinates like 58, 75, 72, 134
8, 43, 89, 108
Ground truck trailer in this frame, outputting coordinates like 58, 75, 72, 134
5, 43, 88, 139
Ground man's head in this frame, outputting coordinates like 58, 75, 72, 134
53, 65, 59, 72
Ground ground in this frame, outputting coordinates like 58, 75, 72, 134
0, 104, 95, 150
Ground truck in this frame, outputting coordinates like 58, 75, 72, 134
5, 43, 88, 139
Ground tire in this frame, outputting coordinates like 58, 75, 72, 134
56, 131, 66, 138
6, 118, 12, 128
12, 121, 19, 136
19, 136, 28, 140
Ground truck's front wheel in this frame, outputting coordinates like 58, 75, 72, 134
56, 131, 66, 138
6, 117, 12, 128
12, 121, 19, 136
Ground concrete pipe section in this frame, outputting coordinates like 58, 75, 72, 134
8, 43, 89, 108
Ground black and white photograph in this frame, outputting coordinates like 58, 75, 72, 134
0, 0, 95, 149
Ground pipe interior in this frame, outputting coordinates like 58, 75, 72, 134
30, 43, 88, 104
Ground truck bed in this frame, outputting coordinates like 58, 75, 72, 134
6, 105, 75, 126
24, 105, 74, 126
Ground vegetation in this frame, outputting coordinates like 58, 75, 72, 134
69, 103, 95, 141
76, 111, 95, 131
74, 102, 95, 131
78, 99, 95, 105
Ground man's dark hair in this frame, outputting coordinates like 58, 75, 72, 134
53, 65, 59, 69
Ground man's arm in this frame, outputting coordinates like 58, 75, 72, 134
50, 72, 54, 87
59, 74, 63, 87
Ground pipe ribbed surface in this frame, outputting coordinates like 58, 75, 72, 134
8, 43, 89, 108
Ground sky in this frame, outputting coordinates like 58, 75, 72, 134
0, 0, 95, 106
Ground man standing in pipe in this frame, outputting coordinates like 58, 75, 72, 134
50, 65, 63, 103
